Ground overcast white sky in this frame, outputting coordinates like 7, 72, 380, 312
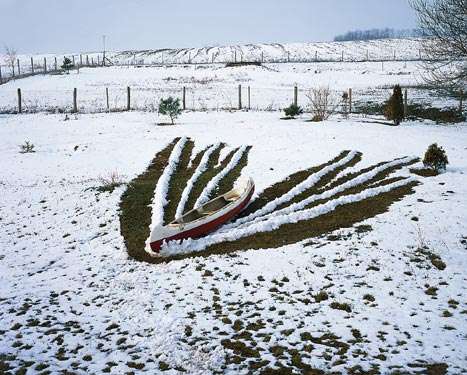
0, 0, 418, 54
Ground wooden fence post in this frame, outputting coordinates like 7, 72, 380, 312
261, 51, 264, 63
366, 50, 369, 61
44, 57, 47, 73
182, 86, 186, 110
459, 89, 463, 114
393, 50, 396, 60
341, 51, 344, 62
234, 51, 237, 63
17, 88, 22, 113
127, 86, 131, 110
248, 86, 251, 110
17, 59, 20, 76
80, 54, 83, 66
106, 88, 109, 111
287, 51, 290, 63
349, 88, 352, 113
86, 55, 89, 66
72, 55, 75, 67
55, 57, 57, 71
73, 88, 77, 113
315, 51, 318, 62
97, 55, 100, 66
404, 88, 408, 118
238, 84, 242, 110
31, 57, 34, 74
91, 57, 94, 66
294, 85, 298, 106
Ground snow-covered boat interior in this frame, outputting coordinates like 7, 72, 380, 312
170, 191, 241, 226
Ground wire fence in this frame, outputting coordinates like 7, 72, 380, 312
0, 44, 434, 85
1, 84, 463, 116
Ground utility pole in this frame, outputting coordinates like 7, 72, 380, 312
102, 35, 106, 66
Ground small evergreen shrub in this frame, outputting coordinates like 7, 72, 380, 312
19, 141, 35, 153
61, 57, 74, 74
159, 97, 182, 125
423, 143, 448, 172
283, 104, 303, 119
384, 85, 404, 125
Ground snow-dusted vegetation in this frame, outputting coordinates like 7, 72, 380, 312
0, 36, 466, 375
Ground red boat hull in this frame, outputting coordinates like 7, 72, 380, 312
150, 186, 254, 252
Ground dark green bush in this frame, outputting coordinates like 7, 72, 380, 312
423, 143, 449, 172
159, 97, 182, 125
283, 104, 303, 119
61, 57, 74, 74
384, 85, 404, 125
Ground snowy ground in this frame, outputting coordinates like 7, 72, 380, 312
0, 59, 460, 114
0, 110, 466, 374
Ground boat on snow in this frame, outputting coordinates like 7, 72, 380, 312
148, 177, 255, 253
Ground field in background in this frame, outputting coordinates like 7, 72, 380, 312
0, 38, 426, 78
0, 60, 461, 115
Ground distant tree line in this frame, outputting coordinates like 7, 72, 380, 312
334, 28, 424, 42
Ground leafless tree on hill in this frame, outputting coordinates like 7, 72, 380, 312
410, 0, 467, 90
4, 45, 18, 76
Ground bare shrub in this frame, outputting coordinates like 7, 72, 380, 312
98, 171, 125, 192
306, 87, 339, 122
4, 45, 17, 76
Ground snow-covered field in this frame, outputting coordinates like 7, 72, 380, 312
1, 108, 466, 373
0, 60, 458, 115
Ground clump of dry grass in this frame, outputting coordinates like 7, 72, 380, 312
97, 171, 125, 192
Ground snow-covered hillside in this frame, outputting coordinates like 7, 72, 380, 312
0, 38, 425, 79
111, 38, 424, 65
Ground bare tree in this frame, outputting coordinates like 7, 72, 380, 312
306, 87, 338, 121
410, 0, 467, 90
4, 45, 17, 76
